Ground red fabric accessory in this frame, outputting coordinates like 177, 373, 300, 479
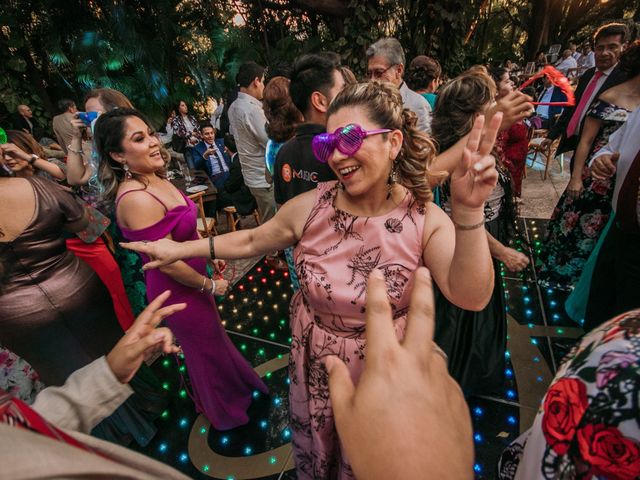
519, 65, 576, 107
0, 390, 111, 459
565, 70, 604, 137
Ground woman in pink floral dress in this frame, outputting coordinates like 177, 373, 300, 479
123, 82, 503, 479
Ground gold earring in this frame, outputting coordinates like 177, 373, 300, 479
123, 163, 132, 179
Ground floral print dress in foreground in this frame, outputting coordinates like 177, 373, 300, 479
290, 181, 426, 479
536, 100, 630, 291
498, 309, 640, 480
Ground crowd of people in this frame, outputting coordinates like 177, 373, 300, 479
1, 20, 639, 480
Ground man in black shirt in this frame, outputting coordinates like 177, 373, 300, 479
273, 53, 346, 205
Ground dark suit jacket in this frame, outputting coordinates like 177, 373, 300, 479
223, 153, 257, 216
192, 139, 230, 177
548, 65, 627, 155
11, 114, 33, 135
537, 87, 568, 130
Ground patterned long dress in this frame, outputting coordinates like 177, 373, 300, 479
536, 100, 630, 290
498, 309, 640, 479
290, 181, 427, 479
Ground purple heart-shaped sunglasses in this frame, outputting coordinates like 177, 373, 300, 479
312, 124, 392, 164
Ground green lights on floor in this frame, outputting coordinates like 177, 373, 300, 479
269, 332, 276, 339
240, 344, 247, 351
162, 382, 170, 390
202, 464, 210, 472
161, 410, 169, 419
179, 389, 187, 399
162, 359, 170, 368
269, 456, 277, 464
179, 365, 185, 373
258, 348, 265, 356
200, 426, 207, 434
265, 371, 272, 378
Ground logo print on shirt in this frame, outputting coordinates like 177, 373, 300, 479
282, 163, 292, 182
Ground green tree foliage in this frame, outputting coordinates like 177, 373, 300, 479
1, 0, 638, 132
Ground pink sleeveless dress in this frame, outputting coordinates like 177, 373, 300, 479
290, 181, 427, 479
116, 188, 267, 430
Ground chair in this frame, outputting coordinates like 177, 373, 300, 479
188, 191, 217, 237
223, 206, 261, 232
527, 129, 563, 180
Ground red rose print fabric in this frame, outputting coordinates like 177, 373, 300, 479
498, 309, 640, 479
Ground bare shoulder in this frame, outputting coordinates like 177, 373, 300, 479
116, 185, 165, 230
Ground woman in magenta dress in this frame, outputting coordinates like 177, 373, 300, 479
122, 82, 502, 479
94, 109, 267, 430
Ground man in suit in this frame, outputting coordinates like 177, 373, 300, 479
535, 76, 568, 129
11, 104, 35, 136
0, 292, 189, 479
192, 124, 231, 190
542, 23, 628, 167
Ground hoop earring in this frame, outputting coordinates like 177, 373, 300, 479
123, 163, 132, 180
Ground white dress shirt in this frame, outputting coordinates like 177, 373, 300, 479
590, 107, 640, 211
399, 82, 432, 133
555, 56, 578, 75
576, 64, 617, 132
228, 92, 270, 188
536, 87, 555, 119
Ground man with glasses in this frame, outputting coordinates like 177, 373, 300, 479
366, 38, 432, 133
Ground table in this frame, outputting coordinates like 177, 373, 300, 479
170, 169, 217, 203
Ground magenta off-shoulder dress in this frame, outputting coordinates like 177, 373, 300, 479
117, 189, 267, 430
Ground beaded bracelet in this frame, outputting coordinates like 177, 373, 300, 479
209, 278, 216, 296
451, 218, 485, 231
199, 276, 207, 293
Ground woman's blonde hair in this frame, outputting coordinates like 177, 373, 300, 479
326, 81, 441, 204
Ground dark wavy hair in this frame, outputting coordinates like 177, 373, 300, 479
94, 108, 166, 204
619, 39, 640, 77
263, 76, 302, 143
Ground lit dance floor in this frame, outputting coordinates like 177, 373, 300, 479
131, 218, 584, 479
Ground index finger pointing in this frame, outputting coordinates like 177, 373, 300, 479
403, 268, 436, 355
364, 269, 397, 358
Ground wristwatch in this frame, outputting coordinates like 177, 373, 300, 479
28, 154, 38, 165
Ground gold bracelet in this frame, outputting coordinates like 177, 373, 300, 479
451, 218, 485, 230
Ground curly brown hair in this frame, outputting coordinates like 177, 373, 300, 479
327, 81, 443, 204
263, 76, 302, 143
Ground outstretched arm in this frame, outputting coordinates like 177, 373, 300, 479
121, 189, 316, 269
